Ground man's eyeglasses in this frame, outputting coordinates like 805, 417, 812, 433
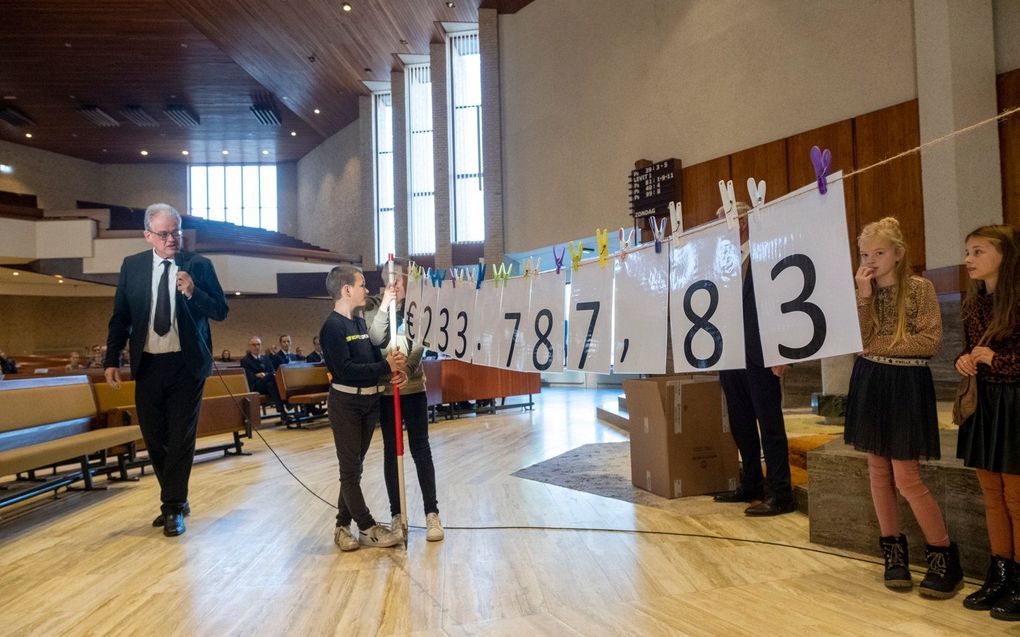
148, 229, 182, 243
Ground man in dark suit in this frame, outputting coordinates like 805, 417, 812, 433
239, 335, 291, 424
712, 203, 795, 516
272, 334, 301, 367
304, 336, 324, 364
104, 203, 228, 537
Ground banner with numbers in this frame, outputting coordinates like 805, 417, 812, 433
613, 245, 669, 374
497, 275, 532, 370
414, 278, 440, 350
431, 281, 456, 357
403, 274, 424, 347
567, 261, 615, 373
526, 270, 566, 373
749, 172, 862, 367
669, 221, 746, 372
473, 278, 505, 367
448, 282, 477, 361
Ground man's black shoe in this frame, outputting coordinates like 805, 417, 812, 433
163, 511, 186, 537
152, 501, 191, 527
745, 495, 797, 516
712, 487, 764, 503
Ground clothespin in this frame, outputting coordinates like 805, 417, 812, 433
810, 146, 832, 195
569, 241, 584, 272
595, 228, 609, 267
553, 245, 566, 274
718, 179, 737, 229
523, 257, 541, 279
648, 216, 667, 253
475, 258, 486, 290
746, 178, 766, 208
492, 262, 511, 286
409, 262, 422, 283
429, 268, 447, 288
618, 228, 634, 262
668, 201, 683, 235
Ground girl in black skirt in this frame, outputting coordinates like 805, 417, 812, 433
845, 217, 962, 597
957, 225, 1020, 620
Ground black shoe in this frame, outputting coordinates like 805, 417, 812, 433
991, 562, 1020, 621
879, 534, 912, 589
163, 511, 186, 537
919, 542, 963, 599
152, 501, 191, 527
712, 487, 764, 503
965, 555, 1012, 610
744, 494, 797, 516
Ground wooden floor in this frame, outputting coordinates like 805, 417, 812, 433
0, 388, 1011, 636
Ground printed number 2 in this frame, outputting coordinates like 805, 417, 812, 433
770, 254, 827, 359
575, 301, 600, 369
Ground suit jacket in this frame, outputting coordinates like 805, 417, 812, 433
304, 351, 323, 364
105, 249, 229, 379
741, 263, 766, 369
240, 352, 276, 389
272, 350, 301, 367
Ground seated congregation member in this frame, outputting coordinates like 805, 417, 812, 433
87, 344, 104, 369
220, 349, 232, 362
294, 346, 306, 361
0, 351, 18, 374
367, 271, 444, 542
65, 350, 86, 371
305, 336, 324, 363
320, 264, 405, 551
845, 217, 961, 597
711, 203, 796, 516
240, 336, 291, 424
272, 334, 301, 366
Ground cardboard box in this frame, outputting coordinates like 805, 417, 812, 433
624, 375, 739, 499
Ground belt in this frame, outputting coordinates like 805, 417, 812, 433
331, 382, 387, 395
862, 355, 929, 367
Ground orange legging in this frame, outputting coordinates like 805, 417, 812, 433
976, 469, 1020, 560
868, 454, 950, 546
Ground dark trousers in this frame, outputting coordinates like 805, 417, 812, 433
379, 391, 439, 517
719, 365, 792, 498
328, 388, 379, 531
253, 373, 286, 413
134, 352, 205, 515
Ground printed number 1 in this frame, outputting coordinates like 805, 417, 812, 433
575, 301, 600, 369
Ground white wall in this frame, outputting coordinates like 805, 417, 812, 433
995, 0, 1020, 73
498, 0, 919, 253
0, 140, 100, 210
98, 163, 188, 212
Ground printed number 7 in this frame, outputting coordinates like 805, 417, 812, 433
575, 301, 600, 369
504, 312, 521, 367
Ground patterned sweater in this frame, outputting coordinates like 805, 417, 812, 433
856, 276, 942, 358
962, 291, 1020, 383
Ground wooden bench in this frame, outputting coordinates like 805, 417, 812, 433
0, 376, 142, 509
274, 363, 330, 428
422, 359, 540, 421
92, 372, 259, 459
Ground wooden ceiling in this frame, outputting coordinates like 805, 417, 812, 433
0, 0, 534, 165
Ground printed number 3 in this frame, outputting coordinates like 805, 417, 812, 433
770, 254, 826, 359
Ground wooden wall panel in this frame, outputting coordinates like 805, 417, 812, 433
998, 69, 1020, 229
680, 156, 731, 232
786, 120, 858, 260
853, 100, 925, 269
729, 139, 790, 204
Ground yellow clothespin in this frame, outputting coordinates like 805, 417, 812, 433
596, 228, 609, 267
618, 227, 634, 263
492, 262, 511, 286
569, 241, 584, 272
523, 257, 534, 279
409, 262, 421, 283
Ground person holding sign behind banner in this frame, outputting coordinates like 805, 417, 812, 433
844, 217, 962, 598
711, 203, 796, 516
367, 270, 444, 542
955, 226, 1020, 619
320, 265, 406, 552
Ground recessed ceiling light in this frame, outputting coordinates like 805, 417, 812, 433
64, 42, 72, 48
58, 279, 65, 283
0, 164, 12, 174
140, 150, 149, 156
342, 3, 352, 11
262, 149, 270, 155
54, 274, 63, 279
24, 133, 32, 138
180, 43, 188, 48
446, 1, 455, 6
314, 108, 320, 114
181, 150, 189, 155
282, 96, 289, 101
3, 96, 16, 100
290, 131, 297, 136
11, 271, 19, 276
234, 291, 241, 296
222, 150, 229, 155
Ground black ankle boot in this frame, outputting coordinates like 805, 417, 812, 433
879, 535, 911, 589
964, 556, 1012, 610
919, 542, 963, 598
991, 562, 1020, 621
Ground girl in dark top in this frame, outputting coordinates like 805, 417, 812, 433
957, 225, 1020, 620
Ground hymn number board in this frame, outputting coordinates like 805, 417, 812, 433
629, 158, 682, 220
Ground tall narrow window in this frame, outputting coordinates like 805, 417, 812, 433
188, 164, 277, 231
449, 31, 484, 242
373, 92, 395, 263
406, 63, 436, 255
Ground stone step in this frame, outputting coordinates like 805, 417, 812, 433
595, 405, 629, 432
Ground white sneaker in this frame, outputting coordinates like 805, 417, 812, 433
333, 525, 359, 551
359, 524, 403, 548
391, 513, 404, 538
425, 512, 444, 542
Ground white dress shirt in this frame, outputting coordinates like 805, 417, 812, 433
145, 249, 182, 354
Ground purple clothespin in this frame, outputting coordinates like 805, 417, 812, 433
810, 146, 832, 195
553, 245, 566, 274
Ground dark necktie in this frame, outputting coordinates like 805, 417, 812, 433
154, 260, 171, 336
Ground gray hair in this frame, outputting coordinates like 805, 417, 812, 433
144, 203, 181, 231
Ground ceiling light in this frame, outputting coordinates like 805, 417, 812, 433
314, 108, 320, 114
120, 105, 160, 127
446, 1, 455, 6
262, 149, 270, 155
342, 3, 352, 11
11, 271, 19, 276
164, 104, 201, 128
3, 96, 16, 100
140, 150, 149, 156
0, 106, 35, 128
64, 42, 72, 48
0, 164, 11, 174
58, 279, 65, 284
222, 150, 229, 155
78, 105, 120, 127
234, 291, 242, 296
24, 132, 32, 138
290, 131, 297, 136
181, 150, 189, 156
54, 274, 63, 279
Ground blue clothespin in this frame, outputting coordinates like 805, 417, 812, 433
811, 146, 832, 195
430, 268, 447, 288
553, 245, 566, 274
648, 216, 667, 253
475, 258, 485, 290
